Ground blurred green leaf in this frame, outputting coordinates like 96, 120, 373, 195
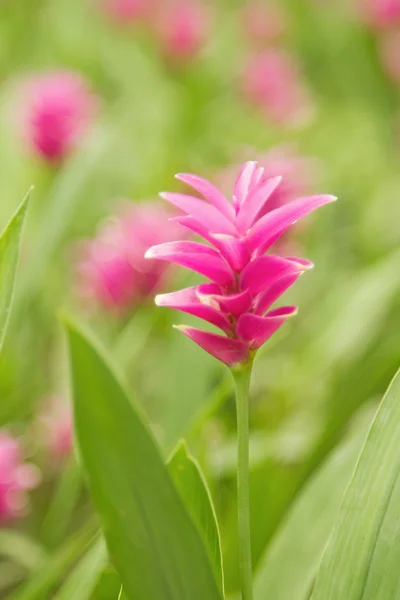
0, 189, 30, 352
55, 538, 107, 600
65, 319, 223, 600
167, 440, 224, 593
254, 408, 371, 600
89, 569, 122, 600
0, 530, 47, 573
311, 368, 400, 600
11, 521, 98, 600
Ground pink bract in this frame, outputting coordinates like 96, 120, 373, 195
359, 0, 400, 29
0, 431, 39, 522
379, 30, 400, 82
240, 49, 314, 127
154, 0, 210, 62
21, 70, 97, 164
39, 397, 74, 461
75, 202, 182, 313
146, 162, 336, 366
102, 0, 153, 24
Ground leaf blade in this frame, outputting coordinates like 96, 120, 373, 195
65, 320, 223, 600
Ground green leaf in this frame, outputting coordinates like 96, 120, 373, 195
55, 538, 107, 600
167, 440, 224, 592
0, 530, 47, 573
0, 190, 30, 352
311, 368, 400, 600
11, 521, 97, 600
254, 408, 372, 600
65, 319, 223, 600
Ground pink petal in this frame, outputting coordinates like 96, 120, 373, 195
240, 255, 305, 296
160, 192, 237, 235
254, 272, 301, 315
155, 287, 231, 332
204, 289, 253, 318
175, 173, 235, 220
236, 176, 282, 233
233, 161, 257, 211
145, 241, 233, 286
209, 234, 250, 271
286, 256, 314, 269
237, 306, 297, 349
248, 194, 337, 254
175, 325, 248, 366
172, 215, 215, 244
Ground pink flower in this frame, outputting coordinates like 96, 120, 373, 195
75, 202, 182, 313
154, 0, 210, 63
359, 0, 400, 29
0, 431, 39, 522
240, 49, 314, 127
102, 0, 153, 24
379, 30, 400, 82
39, 397, 74, 461
21, 71, 97, 164
241, 2, 287, 45
146, 163, 335, 366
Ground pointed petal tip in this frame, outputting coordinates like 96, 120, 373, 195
144, 247, 155, 259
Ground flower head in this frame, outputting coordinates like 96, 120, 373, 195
359, 0, 400, 29
75, 202, 182, 313
21, 70, 97, 164
154, 0, 210, 63
240, 49, 314, 127
146, 162, 335, 366
102, 0, 154, 24
241, 2, 287, 45
0, 431, 39, 522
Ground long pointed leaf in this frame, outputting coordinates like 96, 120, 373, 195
311, 368, 400, 600
65, 320, 223, 600
168, 440, 224, 592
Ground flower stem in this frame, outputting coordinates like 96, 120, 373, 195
231, 360, 254, 600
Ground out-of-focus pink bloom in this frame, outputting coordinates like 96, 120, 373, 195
240, 49, 314, 127
0, 431, 39, 522
40, 397, 74, 461
76, 203, 182, 313
241, 2, 287, 45
379, 30, 400, 82
359, 0, 400, 29
154, 0, 210, 62
102, 0, 153, 24
21, 71, 97, 164
146, 163, 335, 366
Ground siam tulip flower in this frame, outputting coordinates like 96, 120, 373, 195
241, 1, 287, 45
146, 162, 335, 366
102, 0, 153, 24
240, 49, 314, 127
21, 70, 98, 164
39, 397, 74, 462
75, 202, 182, 313
0, 431, 39, 522
379, 30, 400, 82
358, 0, 400, 29
154, 0, 210, 63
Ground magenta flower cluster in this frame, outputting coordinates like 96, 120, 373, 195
146, 162, 335, 366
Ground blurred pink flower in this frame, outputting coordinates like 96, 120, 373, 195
359, 0, 400, 29
154, 0, 210, 62
102, 0, 153, 24
241, 2, 287, 45
0, 431, 39, 522
40, 397, 73, 461
146, 163, 335, 366
75, 203, 182, 313
240, 49, 314, 127
379, 30, 400, 82
21, 70, 98, 164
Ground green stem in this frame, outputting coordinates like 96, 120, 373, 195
231, 360, 254, 600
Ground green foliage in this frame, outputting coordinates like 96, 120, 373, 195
168, 440, 224, 592
65, 319, 223, 600
312, 369, 400, 599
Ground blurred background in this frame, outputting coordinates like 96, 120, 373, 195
0, 0, 399, 597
